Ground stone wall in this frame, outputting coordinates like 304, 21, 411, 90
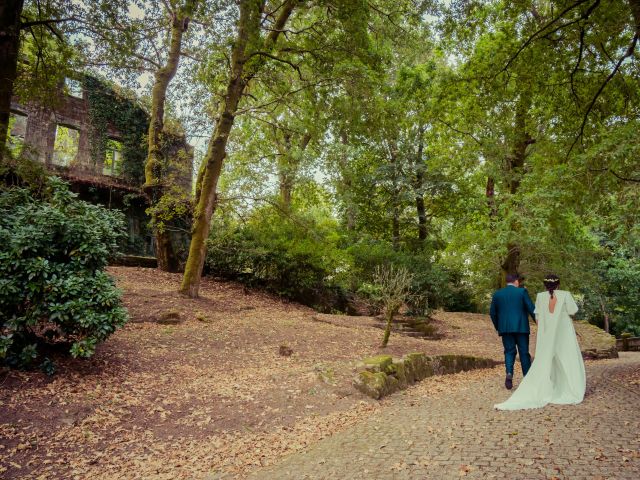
616, 334, 640, 352
9, 76, 193, 258
575, 321, 619, 359
10, 89, 121, 172
353, 353, 497, 399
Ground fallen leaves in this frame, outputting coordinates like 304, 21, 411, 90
1, 267, 637, 479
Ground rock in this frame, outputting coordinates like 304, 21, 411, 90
575, 321, 618, 359
353, 371, 392, 400
361, 355, 393, 373
403, 352, 430, 381
279, 345, 293, 356
354, 352, 496, 399
390, 359, 409, 388
433, 355, 458, 375
156, 310, 182, 325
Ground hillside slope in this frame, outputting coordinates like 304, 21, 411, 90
0, 267, 616, 479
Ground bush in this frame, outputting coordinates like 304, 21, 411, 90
346, 238, 476, 314
206, 206, 349, 308
0, 178, 128, 367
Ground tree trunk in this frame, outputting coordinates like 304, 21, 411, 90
486, 176, 497, 229
599, 296, 610, 333
0, 0, 24, 157
414, 127, 427, 241
144, 5, 191, 272
506, 95, 533, 195
501, 242, 521, 277
381, 309, 394, 347
180, 0, 297, 297
279, 172, 293, 209
416, 194, 427, 241
389, 142, 400, 250
277, 131, 310, 209
338, 130, 356, 230
276, 131, 292, 209
500, 93, 534, 283
156, 229, 181, 272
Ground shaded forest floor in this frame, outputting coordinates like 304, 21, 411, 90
0, 267, 618, 479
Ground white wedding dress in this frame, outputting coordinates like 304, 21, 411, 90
494, 290, 586, 410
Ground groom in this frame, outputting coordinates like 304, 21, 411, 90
490, 274, 536, 390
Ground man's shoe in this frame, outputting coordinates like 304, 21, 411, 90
505, 373, 513, 390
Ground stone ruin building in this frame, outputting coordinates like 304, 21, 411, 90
8, 75, 193, 262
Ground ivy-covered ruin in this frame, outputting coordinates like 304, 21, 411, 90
8, 75, 193, 259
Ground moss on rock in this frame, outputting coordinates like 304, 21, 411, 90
361, 355, 394, 373
353, 371, 391, 399
575, 321, 618, 359
354, 353, 497, 399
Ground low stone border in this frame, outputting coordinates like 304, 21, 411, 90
353, 353, 497, 399
574, 321, 618, 359
111, 255, 158, 268
616, 333, 640, 352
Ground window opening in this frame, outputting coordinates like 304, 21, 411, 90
7, 113, 27, 154
52, 125, 80, 166
103, 139, 123, 176
65, 78, 83, 99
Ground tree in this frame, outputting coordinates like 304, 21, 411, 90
0, 0, 76, 157
0, 0, 25, 154
181, 0, 376, 297
180, 0, 299, 297
373, 265, 414, 348
143, 1, 198, 272
77, 0, 205, 271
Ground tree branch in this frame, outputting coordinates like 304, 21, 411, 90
500, 0, 590, 74
610, 169, 640, 182
248, 51, 304, 79
20, 17, 76, 30
569, 32, 639, 155
436, 118, 483, 146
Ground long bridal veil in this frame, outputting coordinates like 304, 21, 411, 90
495, 290, 586, 410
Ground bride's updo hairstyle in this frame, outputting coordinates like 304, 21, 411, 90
543, 274, 560, 298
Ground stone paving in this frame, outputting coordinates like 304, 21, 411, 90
247, 352, 640, 480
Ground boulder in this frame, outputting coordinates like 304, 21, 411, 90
361, 355, 394, 373
353, 371, 393, 399
575, 321, 618, 359
156, 310, 182, 325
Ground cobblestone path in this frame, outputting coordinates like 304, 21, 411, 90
248, 353, 640, 480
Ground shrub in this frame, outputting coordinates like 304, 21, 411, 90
372, 265, 414, 347
0, 178, 128, 367
347, 238, 476, 314
206, 206, 349, 307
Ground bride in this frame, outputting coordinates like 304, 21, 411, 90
495, 274, 586, 410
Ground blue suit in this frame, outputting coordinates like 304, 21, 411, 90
490, 285, 536, 376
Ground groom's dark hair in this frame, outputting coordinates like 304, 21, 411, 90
506, 273, 520, 283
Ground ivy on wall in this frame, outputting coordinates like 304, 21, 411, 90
83, 75, 148, 184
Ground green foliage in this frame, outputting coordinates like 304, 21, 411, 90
205, 204, 475, 314
206, 205, 347, 302
84, 75, 148, 183
347, 239, 476, 314
0, 177, 128, 368
13, 2, 79, 107
577, 221, 640, 337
